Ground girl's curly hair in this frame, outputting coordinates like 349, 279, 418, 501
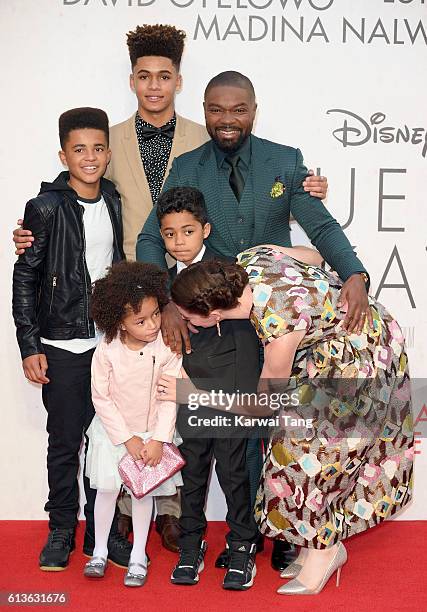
127, 24, 186, 69
91, 261, 169, 343
171, 260, 248, 316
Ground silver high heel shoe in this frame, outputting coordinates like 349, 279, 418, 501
277, 543, 347, 595
280, 562, 302, 579
124, 561, 148, 587
84, 556, 107, 578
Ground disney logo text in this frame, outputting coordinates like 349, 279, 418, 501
326, 109, 427, 159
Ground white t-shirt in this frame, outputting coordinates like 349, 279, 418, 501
41, 194, 114, 354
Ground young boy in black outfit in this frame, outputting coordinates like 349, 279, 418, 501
156, 187, 260, 591
12, 108, 130, 571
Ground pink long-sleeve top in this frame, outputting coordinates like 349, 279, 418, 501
91, 333, 182, 446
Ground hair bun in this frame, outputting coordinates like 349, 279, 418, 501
171, 259, 249, 316
219, 262, 246, 294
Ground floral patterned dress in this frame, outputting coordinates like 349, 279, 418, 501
237, 246, 413, 549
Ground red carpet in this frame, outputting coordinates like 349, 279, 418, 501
0, 521, 426, 611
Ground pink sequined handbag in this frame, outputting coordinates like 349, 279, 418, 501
118, 443, 185, 499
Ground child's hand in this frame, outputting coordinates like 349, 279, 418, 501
125, 436, 145, 461
23, 354, 50, 384
13, 218, 34, 256
142, 440, 163, 467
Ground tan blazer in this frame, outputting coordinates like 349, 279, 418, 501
105, 112, 209, 260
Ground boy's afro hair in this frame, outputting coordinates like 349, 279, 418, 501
127, 24, 186, 68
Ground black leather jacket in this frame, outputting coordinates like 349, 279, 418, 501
13, 172, 125, 360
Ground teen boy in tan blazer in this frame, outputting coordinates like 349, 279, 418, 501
108, 113, 207, 261
106, 26, 208, 261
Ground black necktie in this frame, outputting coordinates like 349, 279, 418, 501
225, 155, 245, 202
141, 124, 175, 140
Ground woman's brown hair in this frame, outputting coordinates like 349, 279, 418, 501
171, 260, 248, 316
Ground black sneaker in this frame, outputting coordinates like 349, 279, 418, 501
39, 528, 75, 571
83, 530, 133, 569
223, 542, 257, 591
215, 535, 263, 569
171, 541, 207, 585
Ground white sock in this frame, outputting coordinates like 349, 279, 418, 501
92, 490, 119, 559
129, 494, 153, 567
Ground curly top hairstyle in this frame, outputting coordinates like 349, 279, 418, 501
59, 107, 109, 149
126, 24, 186, 69
91, 261, 169, 343
171, 260, 248, 316
156, 187, 209, 226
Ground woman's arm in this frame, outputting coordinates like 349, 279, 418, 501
257, 330, 306, 401
260, 244, 324, 267
261, 330, 306, 379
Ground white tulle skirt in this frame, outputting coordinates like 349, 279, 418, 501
86, 415, 183, 495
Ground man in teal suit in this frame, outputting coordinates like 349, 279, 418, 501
137, 71, 371, 572
137, 71, 370, 337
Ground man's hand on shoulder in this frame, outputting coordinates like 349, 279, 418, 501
13, 218, 34, 255
338, 274, 374, 334
303, 170, 328, 199
161, 302, 192, 356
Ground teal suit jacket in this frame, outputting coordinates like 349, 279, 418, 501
136, 135, 367, 281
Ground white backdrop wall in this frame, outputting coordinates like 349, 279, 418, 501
1, 0, 426, 520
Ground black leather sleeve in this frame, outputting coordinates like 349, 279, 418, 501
116, 193, 125, 261
12, 200, 50, 360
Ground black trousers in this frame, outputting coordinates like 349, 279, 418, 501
42, 344, 97, 532
177, 430, 259, 549
246, 438, 265, 507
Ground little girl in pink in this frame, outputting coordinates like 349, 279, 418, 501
84, 261, 182, 587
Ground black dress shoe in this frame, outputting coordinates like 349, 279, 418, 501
39, 528, 75, 571
215, 547, 229, 568
271, 539, 297, 572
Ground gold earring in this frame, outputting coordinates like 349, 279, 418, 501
216, 320, 221, 337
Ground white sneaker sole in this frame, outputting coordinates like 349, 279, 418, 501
223, 563, 257, 590
171, 559, 205, 585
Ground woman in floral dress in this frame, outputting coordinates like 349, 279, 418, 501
168, 244, 413, 595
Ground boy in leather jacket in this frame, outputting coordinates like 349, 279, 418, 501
12, 108, 129, 571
